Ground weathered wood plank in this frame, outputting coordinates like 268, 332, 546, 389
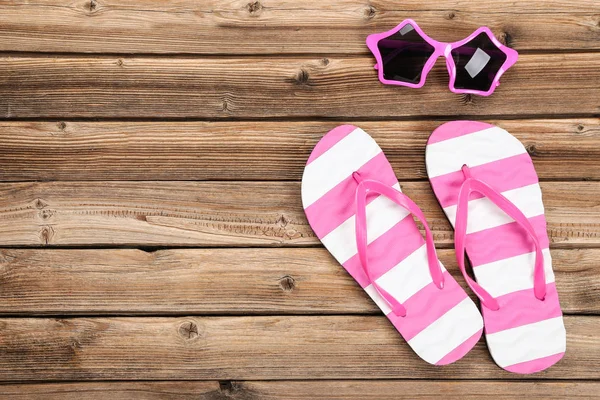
1, 380, 599, 399
0, 181, 598, 247
0, 248, 597, 315
0, 119, 598, 181
1, 54, 599, 119
0, 315, 596, 381
0, 0, 598, 54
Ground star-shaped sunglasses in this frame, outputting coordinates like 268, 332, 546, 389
366, 20, 518, 96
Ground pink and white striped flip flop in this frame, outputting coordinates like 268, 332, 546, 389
302, 125, 483, 365
426, 121, 567, 374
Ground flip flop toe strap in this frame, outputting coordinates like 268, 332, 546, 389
354, 176, 444, 317
454, 165, 546, 311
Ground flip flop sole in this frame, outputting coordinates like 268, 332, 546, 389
426, 121, 566, 374
303, 125, 482, 365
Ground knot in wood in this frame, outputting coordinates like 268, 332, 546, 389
40, 226, 55, 245
219, 380, 235, 393
35, 199, 48, 209
222, 97, 230, 112
57, 121, 67, 131
445, 11, 456, 20
461, 93, 475, 105
364, 5, 377, 20
276, 214, 289, 227
247, 1, 263, 14
70, 339, 82, 350
576, 124, 585, 132
89, 0, 98, 12
279, 275, 296, 292
295, 69, 310, 85
526, 144, 538, 156
40, 209, 54, 220
498, 31, 513, 47
178, 321, 199, 339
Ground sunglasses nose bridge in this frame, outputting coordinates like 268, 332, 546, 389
443, 46, 455, 72
443, 43, 452, 57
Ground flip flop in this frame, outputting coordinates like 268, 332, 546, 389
302, 125, 483, 365
426, 121, 566, 374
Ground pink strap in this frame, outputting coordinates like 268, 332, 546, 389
354, 176, 445, 317
454, 165, 546, 311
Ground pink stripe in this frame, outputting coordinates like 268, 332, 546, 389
482, 283, 563, 334
467, 214, 549, 267
304, 152, 398, 239
389, 272, 469, 341
430, 153, 538, 208
504, 352, 565, 374
435, 328, 483, 365
427, 121, 494, 144
343, 215, 425, 287
306, 124, 357, 165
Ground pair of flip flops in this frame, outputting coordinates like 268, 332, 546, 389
301, 121, 566, 374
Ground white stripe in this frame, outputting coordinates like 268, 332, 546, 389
464, 48, 491, 78
486, 316, 566, 368
426, 127, 527, 178
408, 297, 483, 364
301, 128, 382, 208
473, 248, 554, 298
364, 284, 392, 315
376, 244, 447, 304
321, 183, 405, 265
443, 183, 544, 234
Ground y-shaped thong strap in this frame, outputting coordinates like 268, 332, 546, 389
354, 176, 444, 317
454, 165, 546, 311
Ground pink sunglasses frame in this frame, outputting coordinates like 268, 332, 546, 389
366, 19, 519, 96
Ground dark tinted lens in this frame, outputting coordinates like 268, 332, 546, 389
451, 33, 507, 92
377, 24, 435, 84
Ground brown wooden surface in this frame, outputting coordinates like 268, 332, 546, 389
0, 248, 597, 315
0, 181, 598, 247
0, 315, 597, 381
1, 54, 599, 119
1, 381, 599, 399
0, 0, 599, 397
0, 119, 598, 182
0, 0, 598, 54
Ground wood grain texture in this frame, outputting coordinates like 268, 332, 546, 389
0, 0, 598, 392
0, 0, 598, 54
1, 380, 599, 399
0, 181, 598, 247
0, 248, 597, 316
0, 315, 596, 381
1, 54, 599, 119
0, 119, 598, 181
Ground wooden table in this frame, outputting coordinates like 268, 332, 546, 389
0, 0, 599, 398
